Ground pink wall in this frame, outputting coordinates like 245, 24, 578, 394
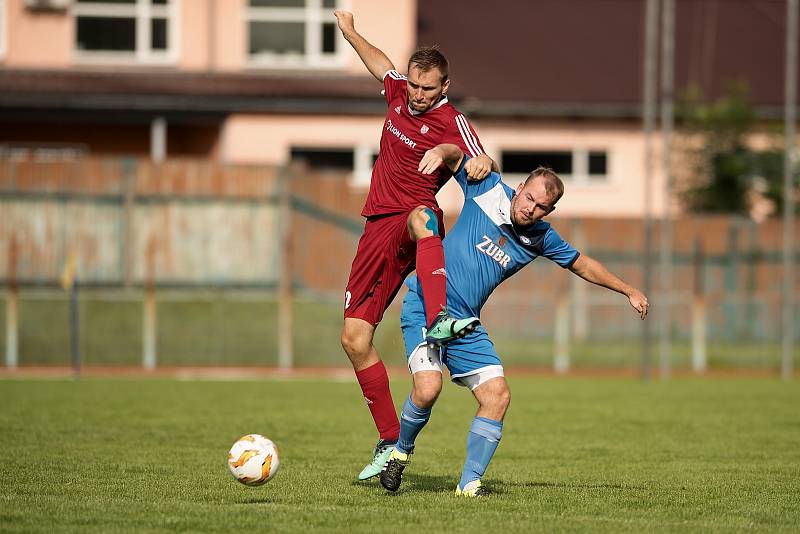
4, 0, 71, 67
220, 113, 668, 218
478, 120, 666, 218
210, 0, 246, 71
1, 0, 416, 73
343, 0, 416, 75
221, 113, 383, 163
179, 0, 211, 71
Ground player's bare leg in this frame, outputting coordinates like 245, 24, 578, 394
456, 377, 510, 497
381, 369, 442, 492
410, 370, 442, 409
473, 376, 511, 422
342, 318, 400, 479
406, 206, 479, 346
341, 317, 379, 372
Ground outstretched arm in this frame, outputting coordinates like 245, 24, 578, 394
569, 255, 649, 320
334, 10, 395, 82
418, 144, 464, 175
419, 144, 499, 181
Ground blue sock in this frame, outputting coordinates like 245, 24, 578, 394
396, 395, 432, 454
459, 416, 503, 489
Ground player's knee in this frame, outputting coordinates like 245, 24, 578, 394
412, 386, 440, 409
478, 379, 511, 417
340, 329, 369, 360
496, 386, 511, 414
407, 206, 439, 240
412, 372, 442, 408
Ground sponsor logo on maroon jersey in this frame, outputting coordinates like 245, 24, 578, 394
385, 119, 417, 149
420, 124, 429, 134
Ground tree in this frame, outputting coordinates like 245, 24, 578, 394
676, 82, 795, 217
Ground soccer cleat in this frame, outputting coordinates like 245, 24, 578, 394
379, 448, 411, 492
425, 307, 480, 346
358, 440, 395, 481
455, 479, 489, 497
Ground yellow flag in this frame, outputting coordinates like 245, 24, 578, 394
60, 250, 77, 291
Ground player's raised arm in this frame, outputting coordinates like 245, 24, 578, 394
418, 143, 464, 175
569, 255, 650, 320
334, 10, 395, 82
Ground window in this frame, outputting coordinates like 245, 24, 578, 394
500, 149, 609, 183
291, 148, 353, 170
74, 0, 178, 64
290, 145, 378, 186
588, 151, 608, 181
502, 151, 572, 175
248, 0, 344, 68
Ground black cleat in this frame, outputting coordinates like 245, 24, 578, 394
379, 449, 411, 492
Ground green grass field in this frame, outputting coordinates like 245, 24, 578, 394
1, 376, 799, 532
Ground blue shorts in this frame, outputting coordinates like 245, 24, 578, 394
400, 288, 503, 387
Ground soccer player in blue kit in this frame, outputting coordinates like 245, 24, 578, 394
379, 143, 650, 497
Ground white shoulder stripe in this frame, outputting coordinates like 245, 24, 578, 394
455, 114, 483, 157
454, 115, 479, 157
384, 69, 406, 81
473, 183, 512, 226
460, 115, 484, 155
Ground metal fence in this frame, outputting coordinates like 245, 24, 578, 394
2, 158, 798, 372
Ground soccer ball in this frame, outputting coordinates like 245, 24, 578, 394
227, 434, 280, 486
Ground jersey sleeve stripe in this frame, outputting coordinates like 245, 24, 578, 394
455, 114, 483, 157
385, 69, 407, 81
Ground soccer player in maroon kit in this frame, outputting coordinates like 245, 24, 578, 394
334, 10, 496, 480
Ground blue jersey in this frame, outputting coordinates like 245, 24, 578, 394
406, 157, 580, 319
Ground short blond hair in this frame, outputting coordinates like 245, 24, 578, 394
525, 166, 564, 203
408, 46, 449, 82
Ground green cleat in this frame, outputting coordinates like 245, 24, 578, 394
358, 439, 395, 481
380, 448, 411, 492
425, 307, 480, 346
455, 479, 489, 497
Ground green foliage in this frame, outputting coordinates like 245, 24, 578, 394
679, 82, 755, 151
677, 82, 795, 215
1, 378, 799, 532
754, 148, 790, 211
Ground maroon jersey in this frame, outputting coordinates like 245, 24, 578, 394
361, 69, 485, 217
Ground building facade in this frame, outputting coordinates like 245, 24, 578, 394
1, 0, 796, 217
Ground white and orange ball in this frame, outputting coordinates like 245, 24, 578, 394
227, 434, 280, 486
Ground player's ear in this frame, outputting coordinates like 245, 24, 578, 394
441, 78, 450, 95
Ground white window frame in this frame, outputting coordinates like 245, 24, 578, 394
580, 148, 611, 184
72, 0, 180, 66
500, 148, 610, 185
0, 0, 6, 61
352, 144, 379, 187
246, 0, 347, 70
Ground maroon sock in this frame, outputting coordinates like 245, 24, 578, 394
355, 361, 400, 442
416, 235, 448, 326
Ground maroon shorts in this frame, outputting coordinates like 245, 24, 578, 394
344, 207, 444, 325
